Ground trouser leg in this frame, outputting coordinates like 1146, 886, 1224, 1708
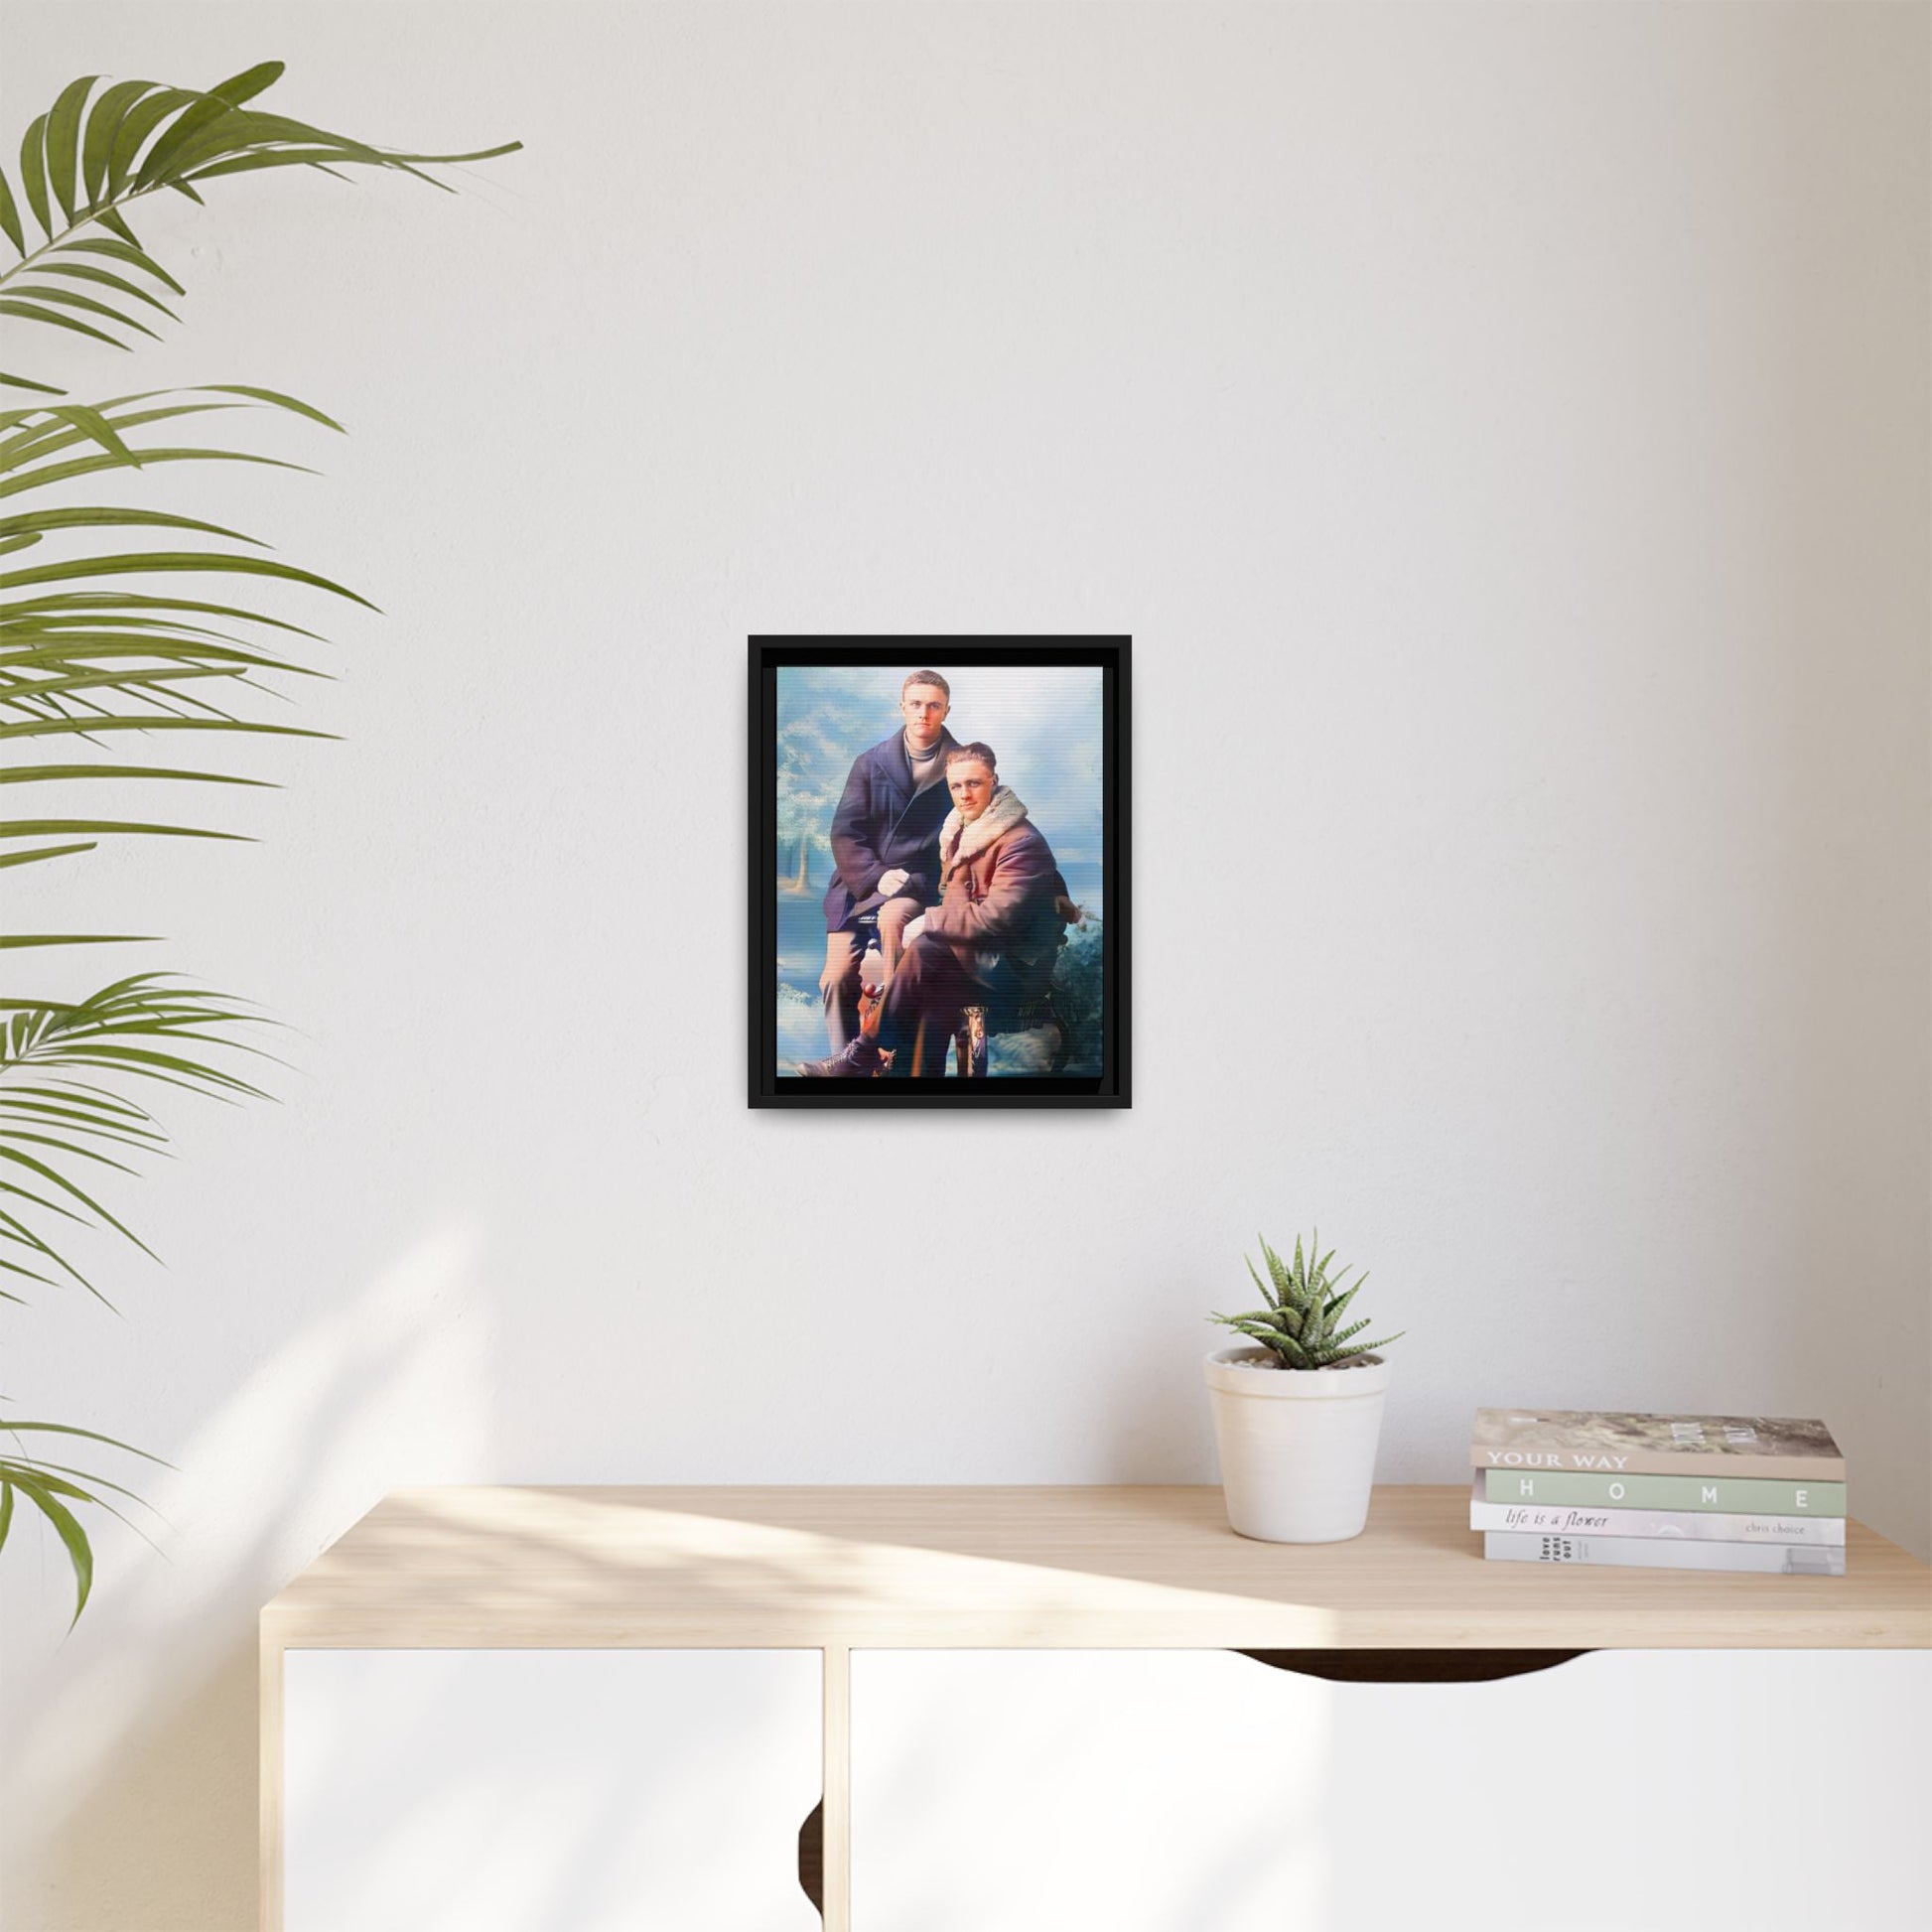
877, 936, 979, 1076
875, 896, 921, 981
818, 929, 862, 1051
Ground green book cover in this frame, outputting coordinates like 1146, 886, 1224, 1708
1481, 1468, 1847, 1516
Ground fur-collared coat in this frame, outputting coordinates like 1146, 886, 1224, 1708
920, 786, 1069, 985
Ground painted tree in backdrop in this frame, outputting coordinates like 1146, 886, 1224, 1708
0, 63, 515, 1618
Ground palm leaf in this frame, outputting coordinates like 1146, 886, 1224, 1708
17, 116, 53, 240
58, 237, 185, 295
0, 505, 261, 544
0, 547, 376, 606
0, 977, 270, 1295
1, 65, 515, 1623
0, 299, 126, 350
1, 65, 517, 388
34, 260, 181, 319
0, 1415, 172, 1619
79, 81, 157, 207
0, 390, 347, 934
4, 1473, 93, 1621
0, 168, 25, 255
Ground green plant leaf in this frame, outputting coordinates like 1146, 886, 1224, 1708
37, 260, 181, 320
4, 281, 158, 340
0, 715, 330, 744
135, 95, 241, 190
18, 115, 53, 240
0, 300, 126, 350
7, 1472, 93, 1622
1258, 1235, 1291, 1304
0, 842, 97, 871
44, 75, 101, 227
0, 933, 154, 948
0, 1140, 155, 1254
1, 1457, 154, 1510
0, 762, 276, 788
80, 80, 158, 207
59, 237, 186, 296
196, 383, 345, 431
0, 504, 260, 543
0, 549, 377, 608
105, 88, 199, 199
0, 817, 246, 843
0, 168, 26, 255
0, 447, 315, 501
208, 62, 288, 107
0, 1419, 169, 1460
3, 1124, 141, 1175
1244, 1254, 1277, 1311
1, 65, 516, 1624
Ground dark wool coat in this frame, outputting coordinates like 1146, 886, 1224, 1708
920, 790, 1069, 992
822, 728, 961, 932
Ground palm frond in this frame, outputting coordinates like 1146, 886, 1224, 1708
0, 64, 518, 392
0, 1416, 171, 1623
0, 385, 349, 943
0, 975, 271, 1303
1, 62, 516, 1623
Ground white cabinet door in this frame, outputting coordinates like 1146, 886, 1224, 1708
851, 1648, 1932, 1932
285, 1648, 822, 1932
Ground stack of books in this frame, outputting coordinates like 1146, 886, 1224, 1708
1469, 1408, 1846, 1577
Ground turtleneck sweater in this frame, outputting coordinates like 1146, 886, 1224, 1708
906, 732, 947, 794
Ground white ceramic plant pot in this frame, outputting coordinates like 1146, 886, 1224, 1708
1203, 1346, 1392, 1544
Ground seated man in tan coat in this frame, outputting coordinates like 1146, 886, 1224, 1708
800, 742, 1069, 1077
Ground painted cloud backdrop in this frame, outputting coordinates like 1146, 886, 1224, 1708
775, 663, 1104, 880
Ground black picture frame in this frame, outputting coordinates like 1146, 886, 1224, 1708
749, 636, 1131, 1108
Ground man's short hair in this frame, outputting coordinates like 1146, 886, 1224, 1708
946, 741, 997, 771
901, 668, 950, 701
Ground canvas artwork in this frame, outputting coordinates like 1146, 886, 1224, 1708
748, 638, 1129, 1106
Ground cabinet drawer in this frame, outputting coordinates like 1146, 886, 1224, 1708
284, 1648, 821, 1932
851, 1648, 1931, 1931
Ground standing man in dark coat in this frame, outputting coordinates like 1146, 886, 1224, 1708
814, 668, 960, 1053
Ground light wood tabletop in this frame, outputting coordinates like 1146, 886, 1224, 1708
261, 1483, 1932, 1651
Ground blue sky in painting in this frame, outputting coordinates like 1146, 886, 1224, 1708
774, 662, 1104, 876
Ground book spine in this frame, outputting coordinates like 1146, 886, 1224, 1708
1469, 1498, 1846, 1545
1483, 1532, 1845, 1577
1469, 1448, 1845, 1481
1482, 1469, 1846, 1515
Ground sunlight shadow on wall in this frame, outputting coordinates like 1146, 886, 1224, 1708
4, 1221, 489, 1932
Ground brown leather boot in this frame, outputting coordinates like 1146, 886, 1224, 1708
796, 1035, 883, 1077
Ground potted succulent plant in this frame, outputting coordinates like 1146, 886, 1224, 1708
1204, 1233, 1404, 1544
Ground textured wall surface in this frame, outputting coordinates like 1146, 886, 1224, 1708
4, 4, 1927, 1927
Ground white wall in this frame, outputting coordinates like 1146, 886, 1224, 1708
4, 3, 1926, 1926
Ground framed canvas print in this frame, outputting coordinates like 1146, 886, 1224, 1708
749, 637, 1130, 1107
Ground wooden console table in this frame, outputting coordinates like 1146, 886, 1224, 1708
260, 1484, 1932, 1930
